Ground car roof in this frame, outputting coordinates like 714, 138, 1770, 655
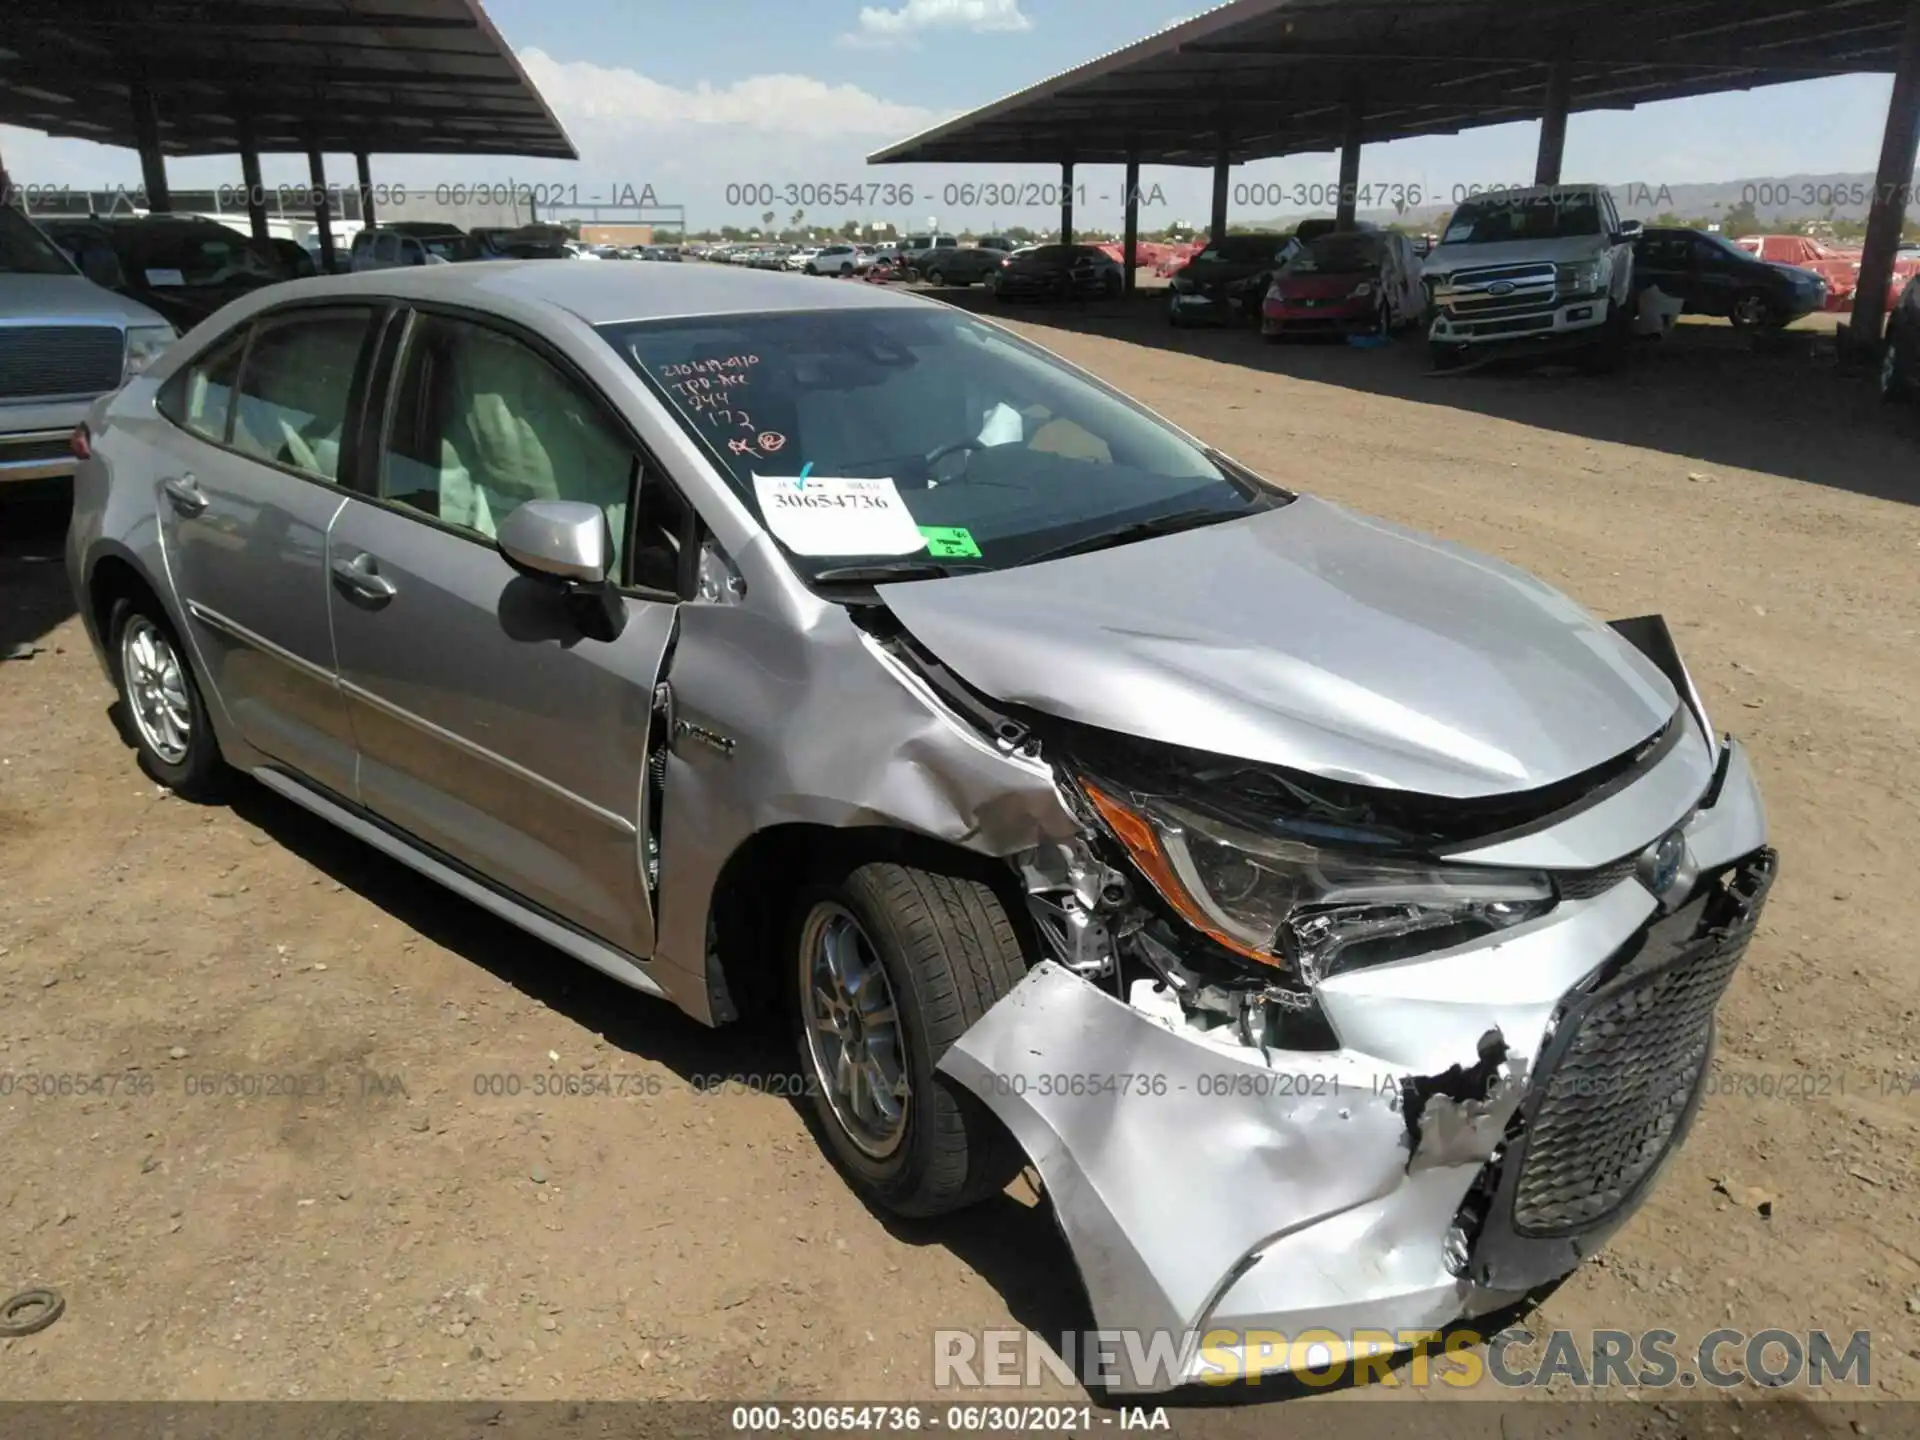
229, 258, 936, 325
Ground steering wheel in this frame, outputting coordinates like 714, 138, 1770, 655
925, 437, 987, 469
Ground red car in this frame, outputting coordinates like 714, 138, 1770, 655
1261, 229, 1425, 340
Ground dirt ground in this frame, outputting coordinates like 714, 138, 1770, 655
3, 299, 1918, 1430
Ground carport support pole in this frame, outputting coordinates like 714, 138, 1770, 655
1210, 135, 1231, 241
129, 79, 172, 214
1847, 0, 1920, 352
1122, 152, 1140, 294
1335, 96, 1363, 229
238, 121, 270, 248
1060, 161, 1074, 244
1535, 61, 1571, 187
356, 151, 377, 230
308, 145, 337, 275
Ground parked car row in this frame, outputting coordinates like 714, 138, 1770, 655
1156, 186, 1842, 375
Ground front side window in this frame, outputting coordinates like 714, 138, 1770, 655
229, 310, 374, 481
373, 233, 400, 264
602, 306, 1285, 582
380, 313, 637, 573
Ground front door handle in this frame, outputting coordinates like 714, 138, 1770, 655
160, 473, 208, 516
330, 551, 398, 602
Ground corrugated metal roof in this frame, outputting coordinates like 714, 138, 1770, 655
870, 0, 1916, 166
0, 0, 574, 159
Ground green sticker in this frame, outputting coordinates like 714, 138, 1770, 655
918, 525, 982, 559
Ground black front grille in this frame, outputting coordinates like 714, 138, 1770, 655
0, 325, 125, 398
1509, 851, 1776, 1235
1556, 855, 1639, 900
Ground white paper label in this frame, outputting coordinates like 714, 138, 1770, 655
751, 474, 928, 557
144, 268, 186, 287
977, 402, 1023, 447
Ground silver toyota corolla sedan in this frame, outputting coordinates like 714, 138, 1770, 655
67, 261, 1773, 1390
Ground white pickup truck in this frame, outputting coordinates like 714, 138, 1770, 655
1422, 184, 1640, 371
2, 204, 175, 485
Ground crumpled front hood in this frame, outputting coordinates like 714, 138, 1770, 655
878, 496, 1679, 799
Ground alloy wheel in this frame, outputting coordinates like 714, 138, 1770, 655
120, 616, 192, 765
799, 903, 910, 1159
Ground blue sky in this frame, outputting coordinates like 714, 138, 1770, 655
0, 0, 1905, 231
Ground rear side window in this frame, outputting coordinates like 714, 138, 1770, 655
158, 330, 248, 443
229, 310, 376, 482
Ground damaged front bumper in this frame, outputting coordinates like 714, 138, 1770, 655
938, 740, 1773, 1393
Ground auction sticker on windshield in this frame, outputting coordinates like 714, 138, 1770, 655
751, 473, 928, 556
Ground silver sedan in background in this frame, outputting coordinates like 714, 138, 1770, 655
67, 261, 1773, 1390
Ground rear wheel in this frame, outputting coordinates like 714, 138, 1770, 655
108, 596, 224, 800
790, 862, 1026, 1218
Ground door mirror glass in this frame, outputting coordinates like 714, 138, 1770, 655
1614, 219, 1643, 241
498, 499, 612, 584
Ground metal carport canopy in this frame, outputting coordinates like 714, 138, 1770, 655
0, 0, 575, 160
867, 0, 1916, 166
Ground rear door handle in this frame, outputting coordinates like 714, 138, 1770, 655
330, 551, 398, 602
160, 474, 208, 516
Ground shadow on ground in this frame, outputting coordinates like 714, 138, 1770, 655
926, 284, 1920, 508
0, 479, 78, 657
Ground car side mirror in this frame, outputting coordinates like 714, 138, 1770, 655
497, 499, 627, 641
1614, 221, 1643, 241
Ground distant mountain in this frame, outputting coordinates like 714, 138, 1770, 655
1239, 171, 1920, 232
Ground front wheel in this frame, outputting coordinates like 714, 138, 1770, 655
1729, 290, 1779, 331
790, 862, 1026, 1218
1882, 333, 1912, 402
926, 268, 947, 287
109, 596, 225, 799
1431, 339, 1468, 371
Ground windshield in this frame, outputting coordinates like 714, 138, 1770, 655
0, 206, 79, 276
1287, 234, 1384, 274
601, 306, 1285, 580
1196, 236, 1284, 264
1443, 195, 1603, 244
122, 225, 284, 287
422, 235, 481, 262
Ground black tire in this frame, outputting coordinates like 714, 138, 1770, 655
1880, 332, 1911, 403
926, 268, 946, 287
1431, 340, 1468, 371
1103, 272, 1122, 298
789, 861, 1026, 1218
107, 594, 225, 800
1729, 290, 1778, 331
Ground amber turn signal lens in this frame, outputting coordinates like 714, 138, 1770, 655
1079, 779, 1281, 968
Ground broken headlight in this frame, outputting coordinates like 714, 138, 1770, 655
1081, 781, 1552, 982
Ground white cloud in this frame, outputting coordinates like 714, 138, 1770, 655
843, 0, 1033, 48
517, 48, 934, 140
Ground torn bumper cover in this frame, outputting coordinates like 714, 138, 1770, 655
938, 742, 1773, 1393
